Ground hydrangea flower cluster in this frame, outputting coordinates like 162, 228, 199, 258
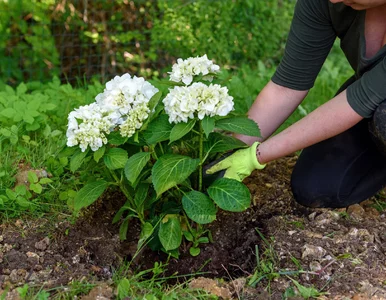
169, 54, 220, 85
66, 74, 158, 151
163, 82, 234, 124
164, 56, 233, 124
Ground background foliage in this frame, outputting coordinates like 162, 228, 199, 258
0, 0, 293, 84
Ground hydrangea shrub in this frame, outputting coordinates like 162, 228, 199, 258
66, 55, 261, 257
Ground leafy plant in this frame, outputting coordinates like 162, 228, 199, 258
65, 55, 261, 257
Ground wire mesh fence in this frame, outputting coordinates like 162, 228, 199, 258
0, 0, 293, 86
1, 0, 170, 85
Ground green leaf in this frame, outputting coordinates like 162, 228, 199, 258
108, 131, 128, 145
117, 278, 130, 300
134, 183, 150, 209
143, 114, 173, 144
93, 145, 105, 163
113, 203, 128, 224
182, 191, 217, 224
189, 247, 201, 256
0, 128, 12, 137
202, 116, 215, 138
208, 178, 251, 212
290, 278, 323, 299
138, 222, 154, 249
74, 181, 108, 211
25, 121, 40, 131
70, 149, 89, 173
148, 90, 162, 111
152, 154, 200, 197
6, 189, 17, 200
104, 148, 128, 170
183, 231, 194, 242
124, 152, 151, 185
45, 103, 56, 110
215, 116, 261, 137
27, 171, 39, 184
27, 98, 41, 111
119, 217, 130, 241
16, 196, 31, 208
23, 112, 35, 124
39, 178, 52, 184
30, 183, 43, 194
16, 82, 27, 95
205, 132, 246, 154
15, 185, 27, 196
169, 119, 196, 143
158, 215, 182, 251
0, 107, 16, 118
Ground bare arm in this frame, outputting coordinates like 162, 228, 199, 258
235, 80, 308, 145
257, 89, 363, 164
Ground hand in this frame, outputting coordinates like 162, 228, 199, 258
205, 142, 266, 182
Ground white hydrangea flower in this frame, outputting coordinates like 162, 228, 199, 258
95, 73, 158, 119
67, 73, 159, 151
119, 103, 150, 137
66, 103, 114, 152
169, 55, 220, 85
163, 82, 234, 124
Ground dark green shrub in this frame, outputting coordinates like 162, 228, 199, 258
0, 0, 60, 84
0, 0, 294, 84
151, 0, 294, 68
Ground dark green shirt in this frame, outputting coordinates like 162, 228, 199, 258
272, 0, 386, 118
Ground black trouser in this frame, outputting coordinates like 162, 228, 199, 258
291, 78, 386, 208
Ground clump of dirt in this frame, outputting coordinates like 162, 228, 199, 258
1, 155, 386, 299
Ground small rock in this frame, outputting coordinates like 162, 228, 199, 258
230, 277, 246, 295
304, 231, 323, 239
3, 289, 21, 300
34, 237, 50, 251
33, 265, 43, 272
9, 269, 26, 284
72, 254, 80, 264
302, 244, 327, 260
189, 277, 232, 299
26, 272, 39, 283
26, 252, 39, 258
314, 211, 340, 226
364, 207, 380, 219
347, 204, 365, 220
309, 261, 322, 272
308, 212, 317, 221
3, 269, 11, 275
0, 235, 3, 243
15, 220, 24, 228
80, 283, 113, 300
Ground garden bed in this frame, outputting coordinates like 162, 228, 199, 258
1, 155, 386, 299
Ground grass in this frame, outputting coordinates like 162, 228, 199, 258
248, 228, 325, 299
2, 261, 217, 300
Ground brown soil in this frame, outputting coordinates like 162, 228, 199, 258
1, 155, 386, 299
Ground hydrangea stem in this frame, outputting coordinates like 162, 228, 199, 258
199, 120, 204, 192
109, 169, 146, 224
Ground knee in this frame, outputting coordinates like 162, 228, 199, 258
290, 168, 336, 208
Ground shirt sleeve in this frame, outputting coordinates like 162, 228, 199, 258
272, 0, 336, 90
347, 57, 386, 118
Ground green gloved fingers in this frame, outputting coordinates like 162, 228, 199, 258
206, 142, 266, 182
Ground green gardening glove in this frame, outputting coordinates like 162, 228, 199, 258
205, 142, 266, 182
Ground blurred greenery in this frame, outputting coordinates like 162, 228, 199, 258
0, 0, 294, 84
